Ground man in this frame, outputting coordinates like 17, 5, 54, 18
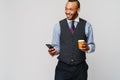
48, 0, 95, 80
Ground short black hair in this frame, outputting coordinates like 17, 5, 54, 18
68, 0, 80, 8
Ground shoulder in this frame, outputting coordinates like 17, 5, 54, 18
86, 21, 92, 28
59, 18, 67, 23
79, 17, 92, 27
79, 18, 92, 29
53, 18, 66, 29
79, 18, 87, 23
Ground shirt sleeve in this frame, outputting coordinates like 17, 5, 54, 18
52, 22, 60, 53
85, 22, 95, 53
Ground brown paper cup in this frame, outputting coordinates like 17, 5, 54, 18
78, 40, 85, 49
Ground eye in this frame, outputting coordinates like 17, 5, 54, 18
69, 8, 73, 11
65, 7, 73, 11
65, 7, 68, 10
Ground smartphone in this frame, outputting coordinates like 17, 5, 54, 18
46, 44, 54, 49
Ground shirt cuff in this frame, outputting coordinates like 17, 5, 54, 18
87, 45, 92, 53
54, 47, 60, 54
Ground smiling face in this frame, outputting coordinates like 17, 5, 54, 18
65, 1, 80, 20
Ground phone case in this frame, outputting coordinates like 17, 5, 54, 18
46, 44, 54, 49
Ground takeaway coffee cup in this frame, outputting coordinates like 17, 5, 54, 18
78, 40, 85, 49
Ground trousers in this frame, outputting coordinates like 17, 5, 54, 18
55, 61, 88, 80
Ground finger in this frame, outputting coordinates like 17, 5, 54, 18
51, 50, 58, 56
81, 47, 89, 52
49, 51, 54, 56
81, 45, 87, 48
48, 48, 54, 52
51, 48, 55, 51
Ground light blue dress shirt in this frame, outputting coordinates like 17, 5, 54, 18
52, 17, 95, 53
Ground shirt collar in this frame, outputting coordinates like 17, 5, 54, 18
67, 16, 79, 23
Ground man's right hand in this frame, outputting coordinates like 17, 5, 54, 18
48, 48, 58, 56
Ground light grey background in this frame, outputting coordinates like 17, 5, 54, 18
0, 0, 120, 80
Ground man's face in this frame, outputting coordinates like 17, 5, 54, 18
65, 2, 80, 20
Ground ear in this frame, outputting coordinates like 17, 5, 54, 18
77, 8, 80, 13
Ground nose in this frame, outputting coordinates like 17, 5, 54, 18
65, 10, 70, 14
